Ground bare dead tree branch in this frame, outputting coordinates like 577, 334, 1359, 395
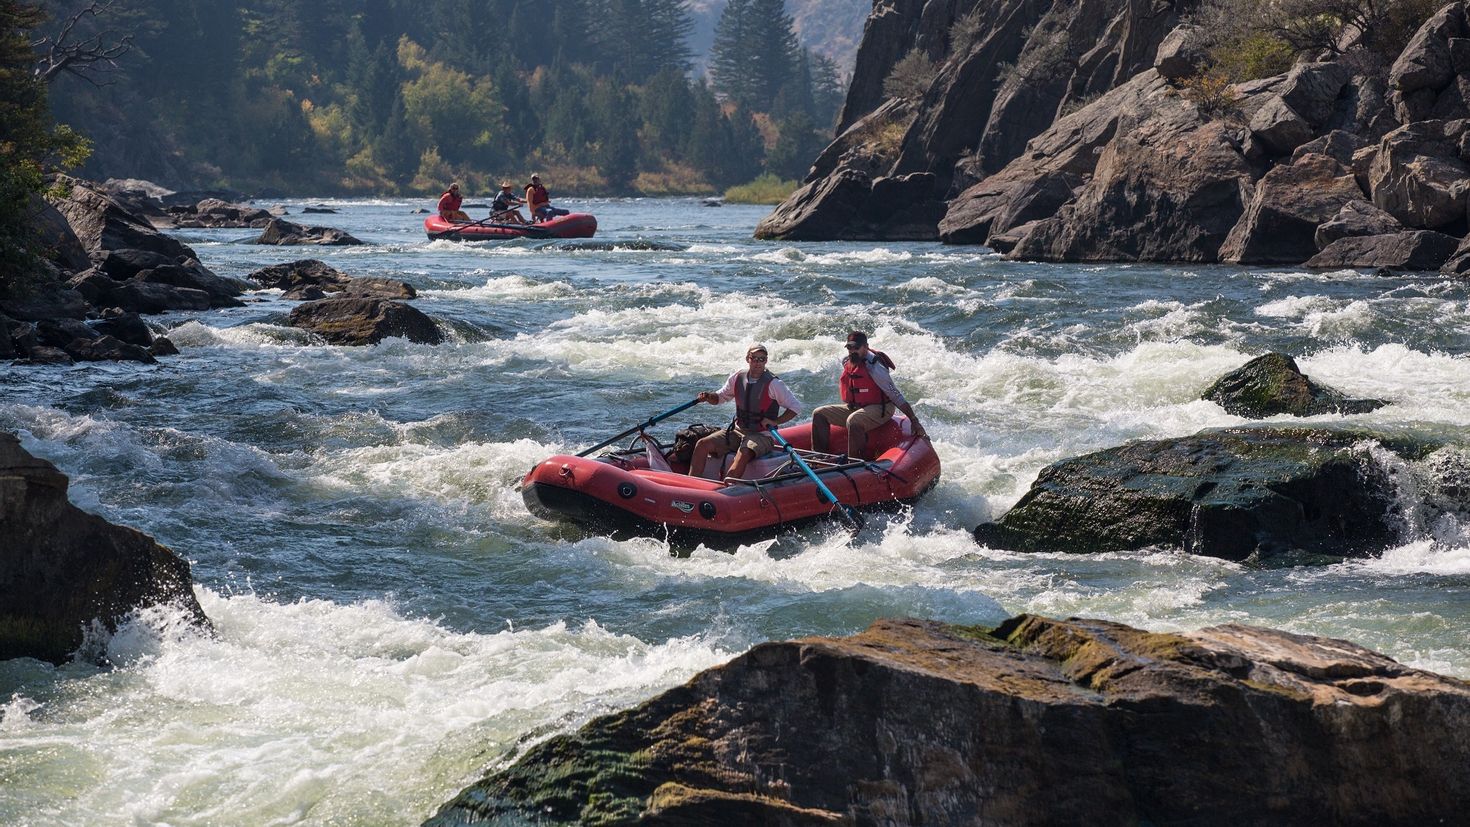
31, 0, 134, 85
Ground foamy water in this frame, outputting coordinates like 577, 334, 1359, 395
3, 198, 1469, 825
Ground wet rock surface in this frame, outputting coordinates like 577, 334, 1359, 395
254, 218, 363, 246
0, 433, 209, 663
427, 615, 1470, 826
287, 297, 442, 346
972, 427, 1426, 562
1202, 352, 1389, 418
247, 259, 415, 300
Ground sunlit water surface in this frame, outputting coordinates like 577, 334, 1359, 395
2, 197, 1468, 825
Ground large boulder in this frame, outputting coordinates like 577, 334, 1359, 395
1366, 120, 1470, 229
253, 218, 363, 246
941, 70, 1177, 244
1314, 200, 1404, 249
755, 167, 946, 241
426, 614, 1470, 826
1219, 154, 1364, 264
1202, 353, 1387, 418
1154, 23, 1207, 81
287, 297, 442, 345
971, 427, 1427, 562
1389, 2, 1470, 120
1305, 230, 1461, 270
1439, 232, 1470, 274
247, 259, 416, 300
1009, 120, 1257, 262
0, 433, 208, 662
66, 270, 213, 313
45, 176, 199, 260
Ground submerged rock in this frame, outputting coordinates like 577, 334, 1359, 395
426, 615, 1470, 826
0, 433, 208, 662
972, 427, 1426, 562
287, 297, 442, 345
1202, 352, 1387, 418
253, 218, 363, 246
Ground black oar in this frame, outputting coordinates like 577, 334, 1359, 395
770, 430, 865, 532
576, 398, 702, 458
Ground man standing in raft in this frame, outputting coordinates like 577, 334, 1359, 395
688, 344, 803, 480
437, 182, 468, 222
811, 331, 928, 461
525, 174, 569, 222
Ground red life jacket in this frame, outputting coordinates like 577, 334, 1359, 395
840, 351, 895, 406
437, 189, 462, 213
735, 370, 780, 431
526, 183, 550, 209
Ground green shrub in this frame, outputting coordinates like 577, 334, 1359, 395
883, 49, 938, 102
1179, 72, 1242, 118
724, 173, 799, 203
1211, 32, 1295, 81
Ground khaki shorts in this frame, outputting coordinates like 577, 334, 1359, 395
813, 402, 895, 431
712, 426, 775, 457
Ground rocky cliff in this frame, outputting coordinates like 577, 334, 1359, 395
760, 0, 1470, 273
758, 0, 1200, 241
427, 614, 1470, 825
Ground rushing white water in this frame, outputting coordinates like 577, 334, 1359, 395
2, 198, 1469, 825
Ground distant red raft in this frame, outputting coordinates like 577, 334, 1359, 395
521, 418, 940, 548
424, 212, 597, 240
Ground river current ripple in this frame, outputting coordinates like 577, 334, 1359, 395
1, 197, 1468, 825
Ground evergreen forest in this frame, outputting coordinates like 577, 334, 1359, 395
43, 0, 848, 196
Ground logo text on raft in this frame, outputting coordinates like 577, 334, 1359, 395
671, 501, 695, 513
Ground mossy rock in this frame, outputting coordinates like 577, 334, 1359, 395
1202, 352, 1386, 418
974, 426, 1435, 562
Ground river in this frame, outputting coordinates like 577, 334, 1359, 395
1, 197, 1467, 825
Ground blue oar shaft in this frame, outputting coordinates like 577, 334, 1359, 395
770, 431, 844, 507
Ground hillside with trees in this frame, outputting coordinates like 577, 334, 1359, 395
40, 0, 847, 196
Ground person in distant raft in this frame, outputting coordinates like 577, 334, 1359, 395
810, 331, 928, 461
437, 182, 468, 222
491, 182, 527, 223
525, 174, 569, 223
688, 344, 803, 480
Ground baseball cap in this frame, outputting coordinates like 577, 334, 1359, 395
846, 331, 868, 346
746, 343, 769, 356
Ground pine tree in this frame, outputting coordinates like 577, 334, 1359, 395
709, 0, 755, 106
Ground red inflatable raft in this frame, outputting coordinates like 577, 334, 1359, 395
424, 212, 597, 240
522, 417, 940, 548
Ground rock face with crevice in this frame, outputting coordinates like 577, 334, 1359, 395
756, 0, 1196, 241
761, 0, 1470, 271
426, 614, 1470, 826
0, 433, 209, 663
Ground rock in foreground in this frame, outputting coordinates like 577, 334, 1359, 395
426, 615, 1470, 826
973, 427, 1423, 562
287, 297, 441, 345
0, 433, 208, 662
1203, 352, 1387, 418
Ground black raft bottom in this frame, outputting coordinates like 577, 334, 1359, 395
522, 481, 933, 555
